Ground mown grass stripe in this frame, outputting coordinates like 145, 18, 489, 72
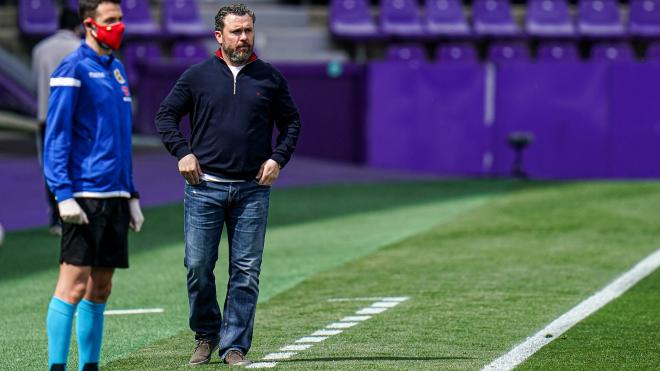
483, 248, 660, 371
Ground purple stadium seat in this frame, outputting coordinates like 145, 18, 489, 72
122, 0, 161, 38
424, 0, 470, 37
629, 0, 660, 37
386, 44, 427, 62
329, 0, 381, 40
646, 42, 660, 60
162, 0, 208, 38
172, 41, 209, 62
473, 0, 520, 36
591, 43, 635, 62
487, 42, 530, 63
18, 0, 57, 37
537, 42, 580, 61
577, 0, 626, 38
380, 0, 426, 38
122, 42, 162, 85
435, 43, 477, 63
525, 0, 575, 38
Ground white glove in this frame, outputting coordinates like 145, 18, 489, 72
58, 198, 89, 225
128, 198, 144, 232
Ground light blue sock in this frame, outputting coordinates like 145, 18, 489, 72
47, 296, 77, 370
75, 299, 105, 371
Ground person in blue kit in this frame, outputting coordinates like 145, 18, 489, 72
155, 3, 301, 366
43, 0, 144, 369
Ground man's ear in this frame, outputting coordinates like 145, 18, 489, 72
214, 30, 223, 45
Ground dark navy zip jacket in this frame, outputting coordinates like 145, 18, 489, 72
155, 49, 301, 180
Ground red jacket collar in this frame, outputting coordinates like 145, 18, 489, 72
215, 48, 258, 65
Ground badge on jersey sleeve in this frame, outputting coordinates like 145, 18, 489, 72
113, 68, 126, 84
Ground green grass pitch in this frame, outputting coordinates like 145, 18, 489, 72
0, 180, 659, 370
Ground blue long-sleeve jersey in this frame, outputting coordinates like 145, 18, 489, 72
44, 42, 137, 202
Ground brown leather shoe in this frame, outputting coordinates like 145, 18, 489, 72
189, 339, 219, 365
223, 350, 251, 366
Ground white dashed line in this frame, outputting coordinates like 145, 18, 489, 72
372, 301, 401, 308
256, 296, 410, 368
263, 352, 297, 360
280, 345, 312, 351
246, 362, 278, 368
341, 316, 371, 322
326, 322, 358, 329
312, 329, 343, 336
356, 307, 388, 314
103, 308, 164, 316
295, 336, 328, 343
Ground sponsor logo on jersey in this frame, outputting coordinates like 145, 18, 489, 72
89, 71, 106, 79
113, 69, 125, 84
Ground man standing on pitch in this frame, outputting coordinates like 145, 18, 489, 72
43, 0, 144, 369
155, 3, 300, 366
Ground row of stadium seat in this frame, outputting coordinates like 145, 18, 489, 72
121, 40, 208, 86
19, 0, 206, 38
386, 41, 660, 63
330, 0, 660, 40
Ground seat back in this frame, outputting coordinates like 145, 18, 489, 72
436, 43, 478, 63
329, 0, 380, 38
488, 42, 530, 63
537, 42, 580, 61
526, 0, 574, 36
380, 0, 425, 35
425, 0, 470, 35
172, 41, 209, 62
591, 43, 635, 62
629, 0, 660, 36
473, 0, 519, 35
578, 0, 625, 36
18, 0, 57, 37
387, 44, 426, 62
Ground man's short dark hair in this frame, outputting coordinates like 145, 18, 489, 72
59, 8, 80, 31
79, 0, 121, 21
215, 3, 256, 32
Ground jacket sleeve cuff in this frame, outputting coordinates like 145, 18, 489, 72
174, 146, 193, 161
55, 189, 74, 203
270, 153, 287, 169
130, 191, 140, 199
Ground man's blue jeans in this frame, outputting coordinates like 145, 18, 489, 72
184, 180, 271, 357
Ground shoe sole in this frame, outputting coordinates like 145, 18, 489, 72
188, 344, 219, 366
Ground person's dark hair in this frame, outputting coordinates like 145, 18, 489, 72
215, 3, 256, 32
79, 0, 121, 21
59, 8, 80, 31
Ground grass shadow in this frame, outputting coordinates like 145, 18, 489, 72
0, 179, 547, 282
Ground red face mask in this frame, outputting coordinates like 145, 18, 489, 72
85, 18, 125, 50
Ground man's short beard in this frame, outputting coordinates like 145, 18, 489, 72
223, 44, 251, 65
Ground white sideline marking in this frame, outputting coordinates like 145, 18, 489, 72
341, 315, 371, 322
263, 352, 297, 360
246, 362, 277, 368
281, 344, 312, 351
296, 336, 327, 343
326, 322, 357, 329
103, 308, 164, 316
313, 329, 343, 336
356, 307, 388, 314
482, 248, 660, 371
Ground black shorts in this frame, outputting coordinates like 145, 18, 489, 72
60, 198, 130, 268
